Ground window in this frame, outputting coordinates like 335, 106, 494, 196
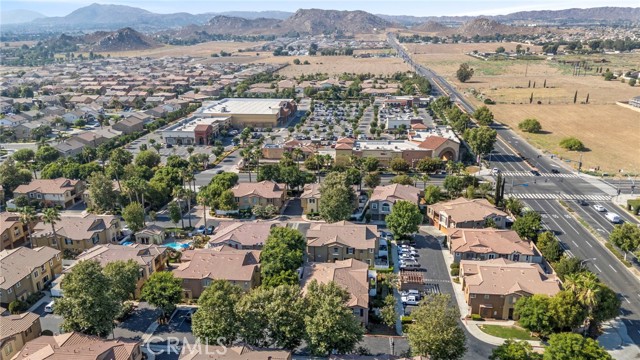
33, 270, 39, 278
371, 203, 378, 210
381, 203, 390, 212
55, 254, 60, 260
488, 254, 495, 259
49, 260, 53, 266
309, 198, 316, 204
16, 281, 21, 288
369, 249, 374, 253
65, 238, 73, 245
484, 294, 490, 299
7, 288, 12, 294
4, 343, 13, 356
347, 248, 354, 254
36, 194, 42, 199
92, 235, 100, 244
470, 294, 476, 298
333, 247, 339, 254
360, 308, 364, 316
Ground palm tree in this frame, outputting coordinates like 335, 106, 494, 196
240, 149, 252, 182
504, 197, 524, 216
197, 189, 210, 230
172, 187, 186, 229
292, 148, 303, 169
565, 272, 601, 334
19, 207, 37, 249
42, 208, 61, 244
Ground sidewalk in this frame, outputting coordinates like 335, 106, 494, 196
598, 318, 640, 357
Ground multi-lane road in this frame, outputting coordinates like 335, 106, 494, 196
388, 34, 640, 348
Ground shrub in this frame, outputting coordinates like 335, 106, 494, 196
450, 262, 460, 269
41, 330, 54, 336
450, 268, 460, 276
483, 98, 496, 105
8, 300, 26, 314
559, 137, 585, 151
518, 118, 542, 133
401, 315, 414, 324
470, 314, 483, 321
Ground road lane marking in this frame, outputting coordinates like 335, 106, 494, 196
622, 295, 631, 304
608, 264, 618, 273
594, 264, 602, 272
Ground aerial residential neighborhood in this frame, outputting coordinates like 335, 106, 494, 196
1, 2, 640, 360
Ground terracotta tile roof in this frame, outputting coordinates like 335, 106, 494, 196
14, 332, 140, 360
417, 136, 449, 150
460, 258, 561, 296
411, 123, 428, 130
0, 247, 60, 290
306, 221, 378, 250
300, 183, 321, 199
135, 224, 165, 236
336, 137, 356, 144
449, 228, 538, 257
231, 181, 285, 199
335, 143, 354, 150
180, 344, 291, 360
370, 184, 421, 204
173, 248, 260, 282
0, 312, 40, 340
301, 259, 370, 308
32, 213, 117, 241
1, 212, 22, 232
74, 243, 167, 268
194, 124, 211, 132
429, 197, 508, 223
14, 178, 79, 195
208, 221, 276, 247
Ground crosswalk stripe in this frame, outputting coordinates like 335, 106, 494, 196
510, 193, 611, 201
500, 171, 580, 178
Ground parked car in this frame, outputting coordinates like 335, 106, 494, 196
491, 168, 500, 175
593, 204, 606, 212
206, 225, 215, 235
44, 301, 55, 313
400, 289, 421, 298
166, 143, 173, 148
401, 295, 420, 306
400, 253, 416, 261
399, 259, 420, 269
399, 248, 418, 257
196, 225, 206, 234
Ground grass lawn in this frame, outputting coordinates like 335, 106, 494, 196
478, 325, 539, 341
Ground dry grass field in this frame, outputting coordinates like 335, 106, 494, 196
265, 55, 411, 77
95, 41, 266, 58
408, 43, 640, 173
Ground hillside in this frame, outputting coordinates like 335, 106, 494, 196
205, 16, 282, 35
86, 27, 160, 51
456, 18, 539, 36
411, 21, 450, 33
281, 9, 395, 35
495, 7, 640, 23
0, 9, 46, 24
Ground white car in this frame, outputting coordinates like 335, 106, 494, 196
593, 204, 606, 212
399, 248, 419, 257
401, 295, 420, 306
400, 244, 416, 251
399, 253, 416, 260
400, 289, 421, 298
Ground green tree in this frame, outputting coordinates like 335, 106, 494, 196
416, 158, 443, 173
473, 106, 494, 126
54, 260, 120, 337
407, 294, 466, 360
512, 211, 542, 241
141, 271, 183, 319
35, 145, 60, 164
390, 174, 415, 186
536, 231, 563, 262
424, 184, 442, 205
110, 148, 133, 167
168, 201, 182, 228
559, 137, 585, 151
609, 223, 640, 258
390, 158, 410, 173
464, 126, 497, 157
192, 280, 243, 346
544, 333, 612, 360
103, 259, 139, 302
364, 172, 381, 188
505, 197, 524, 216
18, 207, 37, 248
386, 200, 423, 238
564, 272, 620, 337
380, 294, 398, 328
135, 150, 161, 168
489, 339, 543, 360
553, 256, 588, 281
304, 281, 364, 356
0, 158, 32, 192
548, 290, 587, 332
603, 71, 614, 81
42, 208, 61, 241
122, 202, 145, 235
88, 172, 116, 213
514, 294, 554, 336
260, 227, 306, 287
362, 157, 380, 172
319, 172, 356, 223
456, 63, 474, 83
443, 175, 465, 197
518, 118, 542, 133
12, 148, 35, 163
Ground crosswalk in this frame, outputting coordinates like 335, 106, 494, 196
501, 171, 580, 178
509, 193, 611, 201
423, 283, 441, 295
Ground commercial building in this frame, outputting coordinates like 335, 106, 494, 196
161, 116, 231, 145
195, 98, 297, 128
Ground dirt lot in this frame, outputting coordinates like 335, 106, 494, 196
266, 55, 411, 77
408, 43, 640, 173
95, 41, 266, 58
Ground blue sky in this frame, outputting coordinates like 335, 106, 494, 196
2, 0, 635, 17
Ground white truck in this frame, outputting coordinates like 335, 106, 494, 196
605, 212, 621, 224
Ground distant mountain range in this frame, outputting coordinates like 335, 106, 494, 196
1, 4, 637, 34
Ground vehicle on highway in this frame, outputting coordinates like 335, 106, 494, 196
605, 212, 621, 224
577, 199, 588, 206
593, 204, 606, 212
401, 295, 420, 306
530, 168, 541, 176
551, 168, 560, 174
166, 143, 173, 148
491, 168, 500, 175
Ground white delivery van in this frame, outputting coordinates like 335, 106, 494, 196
605, 212, 621, 224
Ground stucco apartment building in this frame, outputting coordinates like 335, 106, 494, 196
195, 98, 297, 129
460, 258, 561, 320
369, 184, 422, 221
1, 212, 30, 250
427, 197, 509, 235
173, 247, 261, 299
449, 228, 542, 264
231, 181, 287, 211
0, 246, 62, 307
13, 178, 84, 209
306, 221, 381, 267
301, 259, 372, 326
1, 312, 41, 360
73, 244, 168, 297
31, 213, 121, 254
207, 221, 277, 250
14, 332, 143, 360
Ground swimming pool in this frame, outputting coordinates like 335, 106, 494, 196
164, 242, 191, 251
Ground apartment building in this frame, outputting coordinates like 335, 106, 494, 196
13, 178, 84, 209
31, 213, 121, 254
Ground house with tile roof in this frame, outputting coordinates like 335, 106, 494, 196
231, 181, 287, 211
0, 247, 62, 307
13, 332, 142, 360
13, 178, 84, 209
449, 228, 542, 264
460, 258, 561, 320
427, 197, 509, 235
180, 344, 291, 360
173, 247, 261, 298
134, 224, 166, 245
31, 213, 121, 254
73, 244, 168, 297
1, 212, 31, 250
0, 312, 41, 360
301, 259, 372, 325
207, 221, 277, 250
369, 184, 422, 221
306, 221, 387, 268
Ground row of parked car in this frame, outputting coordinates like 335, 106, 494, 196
398, 244, 420, 270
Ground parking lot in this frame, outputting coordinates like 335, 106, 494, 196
291, 100, 362, 143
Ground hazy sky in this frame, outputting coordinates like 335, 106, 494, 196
2, 0, 635, 17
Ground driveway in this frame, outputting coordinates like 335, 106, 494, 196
32, 300, 63, 334
283, 198, 303, 217
115, 302, 161, 340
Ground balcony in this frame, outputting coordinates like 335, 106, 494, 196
374, 255, 389, 270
